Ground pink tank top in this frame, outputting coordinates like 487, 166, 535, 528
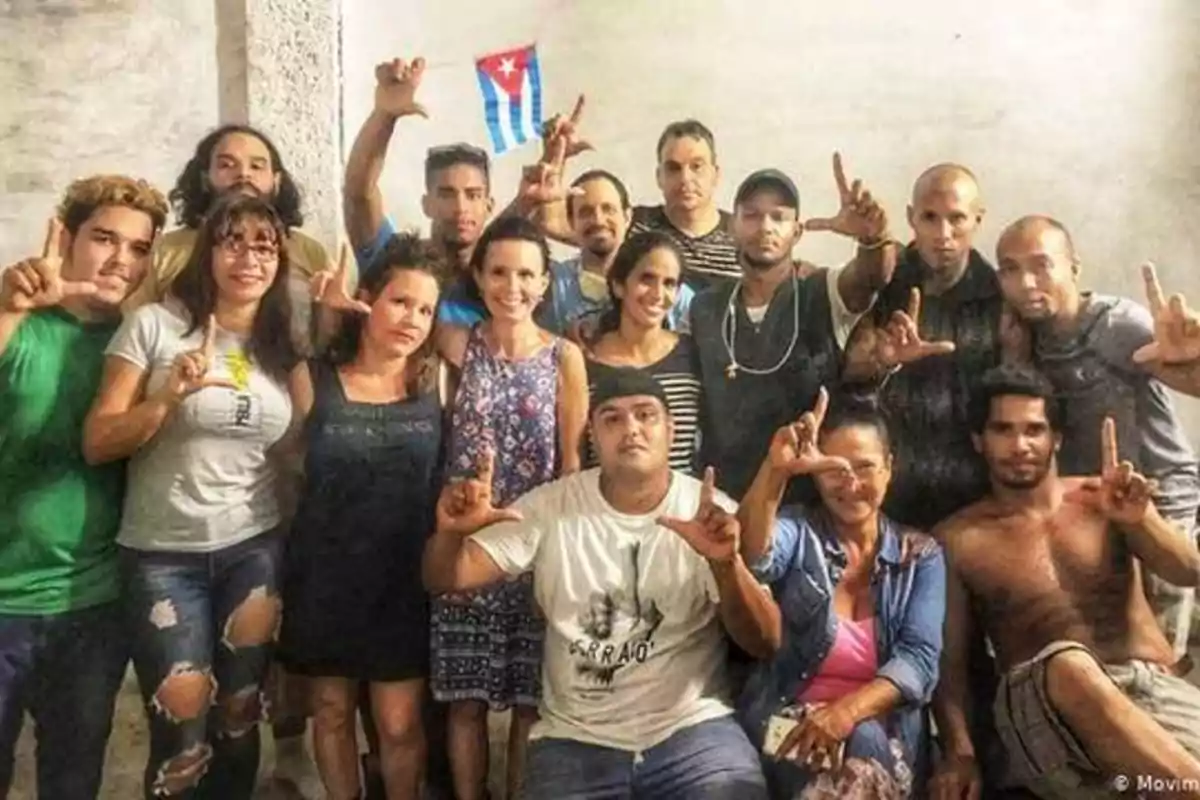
797, 616, 878, 704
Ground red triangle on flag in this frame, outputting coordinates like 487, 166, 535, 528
475, 45, 533, 98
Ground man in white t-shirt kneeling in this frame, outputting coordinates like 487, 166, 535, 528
424, 370, 776, 799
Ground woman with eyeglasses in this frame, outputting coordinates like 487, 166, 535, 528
429, 215, 588, 800
584, 231, 703, 475
736, 392, 946, 799
84, 194, 297, 799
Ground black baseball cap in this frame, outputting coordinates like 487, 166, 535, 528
734, 169, 800, 210
590, 370, 670, 416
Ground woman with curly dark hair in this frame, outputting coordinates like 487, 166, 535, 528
83, 194, 298, 799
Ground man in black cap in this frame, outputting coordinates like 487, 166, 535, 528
423, 369, 777, 799
689, 155, 897, 504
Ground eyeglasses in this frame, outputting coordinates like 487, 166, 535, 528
218, 238, 279, 262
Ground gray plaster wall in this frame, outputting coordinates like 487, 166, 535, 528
0, 0, 220, 261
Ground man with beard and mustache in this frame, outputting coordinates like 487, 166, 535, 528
995, 215, 1199, 668
689, 160, 896, 505
539, 169, 695, 345
931, 365, 1200, 800
344, 56, 495, 328
128, 124, 331, 351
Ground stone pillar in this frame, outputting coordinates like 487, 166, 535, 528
215, 0, 343, 250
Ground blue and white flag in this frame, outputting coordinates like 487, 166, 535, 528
475, 44, 544, 155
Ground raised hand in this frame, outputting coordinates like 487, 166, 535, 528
374, 57, 428, 119
876, 288, 957, 368
0, 218, 97, 312
1064, 417, 1157, 526
803, 153, 890, 243
1132, 262, 1200, 366
768, 387, 852, 476
157, 316, 237, 404
657, 467, 740, 563
311, 245, 371, 314
436, 449, 524, 536
540, 94, 593, 165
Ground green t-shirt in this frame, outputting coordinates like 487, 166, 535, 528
0, 308, 125, 614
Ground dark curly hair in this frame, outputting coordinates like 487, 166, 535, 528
170, 194, 298, 382
327, 232, 444, 395
168, 124, 304, 229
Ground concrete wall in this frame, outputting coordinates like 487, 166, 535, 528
342, 0, 1200, 436
0, 0, 220, 263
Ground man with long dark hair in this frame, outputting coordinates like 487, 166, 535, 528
128, 124, 331, 353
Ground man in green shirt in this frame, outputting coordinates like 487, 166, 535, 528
0, 175, 168, 799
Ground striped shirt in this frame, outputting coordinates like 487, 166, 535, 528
585, 336, 704, 475
627, 205, 740, 292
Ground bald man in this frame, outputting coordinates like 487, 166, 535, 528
996, 215, 1199, 663
845, 164, 1010, 530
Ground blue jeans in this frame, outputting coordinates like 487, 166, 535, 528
0, 601, 127, 799
122, 529, 282, 799
524, 715, 768, 800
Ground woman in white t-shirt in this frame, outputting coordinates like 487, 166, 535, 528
84, 194, 298, 800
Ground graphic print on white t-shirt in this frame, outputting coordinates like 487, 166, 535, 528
570, 540, 665, 686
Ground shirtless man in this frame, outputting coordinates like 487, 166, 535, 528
933, 364, 1200, 799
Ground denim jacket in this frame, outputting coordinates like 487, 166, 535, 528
738, 505, 946, 778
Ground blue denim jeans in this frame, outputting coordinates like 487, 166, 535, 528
122, 529, 282, 799
0, 601, 127, 799
524, 715, 767, 800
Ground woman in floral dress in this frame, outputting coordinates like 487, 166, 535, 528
431, 216, 588, 800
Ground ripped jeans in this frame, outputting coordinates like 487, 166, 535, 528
121, 528, 283, 799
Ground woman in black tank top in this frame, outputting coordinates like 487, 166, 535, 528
278, 234, 446, 800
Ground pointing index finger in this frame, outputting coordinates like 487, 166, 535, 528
907, 287, 922, 324
832, 152, 850, 200
1101, 417, 1119, 472
1142, 262, 1166, 315
700, 466, 716, 506
42, 217, 64, 263
569, 94, 586, 126
811, 385, 830, 427
202, 315, 217, 360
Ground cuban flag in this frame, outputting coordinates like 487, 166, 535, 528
475, 44, 544, 155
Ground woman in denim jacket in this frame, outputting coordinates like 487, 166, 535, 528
737, 390, 946, 799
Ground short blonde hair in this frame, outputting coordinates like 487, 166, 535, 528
57, 175, 169, 237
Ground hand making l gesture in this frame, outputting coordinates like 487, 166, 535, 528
768, 387, 853, 476
1, 218, 97, 313
1132, 262, 1200, 367
875, 288, 957, 369
373, 57, 429, 119
1064, 417, 1156, 527
804, 153, 890, 244
311, 245, 371, 314
155, 316, 237, 404
657, 467, 739, 563
436, 449, 524, 537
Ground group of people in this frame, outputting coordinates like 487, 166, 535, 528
4, 50, 1200, 800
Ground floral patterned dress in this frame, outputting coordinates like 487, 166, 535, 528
430, 324, 562, 707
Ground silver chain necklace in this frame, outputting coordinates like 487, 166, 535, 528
720, 273, 801, 379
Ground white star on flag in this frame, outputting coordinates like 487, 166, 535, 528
498, 57, 516, 77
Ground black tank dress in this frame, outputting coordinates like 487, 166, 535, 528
279, 360, 443, 680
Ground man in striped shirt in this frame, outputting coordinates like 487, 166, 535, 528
628, 119, 741, 294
